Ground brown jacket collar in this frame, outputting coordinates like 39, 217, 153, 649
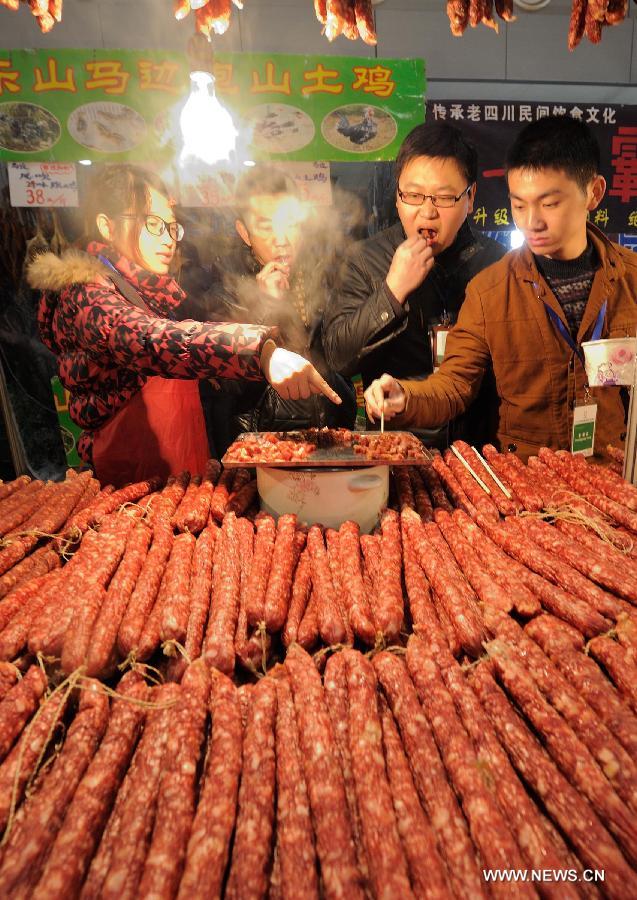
510, 221, 625, 284
509, 221, 625, 344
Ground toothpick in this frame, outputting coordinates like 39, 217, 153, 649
471, 445, 513, 499
450, 443, 491, 494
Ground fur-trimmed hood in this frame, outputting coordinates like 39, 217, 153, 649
27, 249, 110, 292
32, 243, 186, 360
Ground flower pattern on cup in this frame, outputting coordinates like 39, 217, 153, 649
596, 362, 619, 385
610, 347, 635, 366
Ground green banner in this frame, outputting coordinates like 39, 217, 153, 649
0, 49, 425, 163
51, 376, 82, 468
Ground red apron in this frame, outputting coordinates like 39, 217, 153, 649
91, 376, 209, 487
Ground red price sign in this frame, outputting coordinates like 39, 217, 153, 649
26, 188, 46, 205
8, 163, 79, 208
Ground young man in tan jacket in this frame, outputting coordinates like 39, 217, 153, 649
364, 115, 637, 463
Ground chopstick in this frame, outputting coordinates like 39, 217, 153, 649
471, 445, 513, 499
380, 406, 384, 434
450, 443, 491, 494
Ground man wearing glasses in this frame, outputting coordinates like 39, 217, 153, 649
322, 121, 505, 443
199, 165, 356, 454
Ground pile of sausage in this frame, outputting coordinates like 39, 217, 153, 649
445, 0, 628, 47
446, 0, 514, 36
0, 0, 62, 34
0, 461, 265, 678
568, 0, 628, 49
224, 427, 428, 465
1, 440, 637, 685
224, 434, 318, 464
173, 0, 242, 37
314, 0, 377, 45
1, 633, 636, 899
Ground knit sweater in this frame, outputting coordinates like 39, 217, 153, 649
534, 242, 598, 337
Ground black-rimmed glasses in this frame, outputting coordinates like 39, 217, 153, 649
397, 183, 474, 208
119, 213, 185, 243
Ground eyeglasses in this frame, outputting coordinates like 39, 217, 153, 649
119, 213, 185, 243
397, 183, 474, 208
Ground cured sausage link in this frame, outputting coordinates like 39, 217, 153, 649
588, 636, 637, 713
0, 664, 47, 762
178, 670, 242, 900
344, 649, 414, 899
400, 514, 449, 644
139, 662, 209, 899
374, 509, 405, 642
245, 514, 276, 627
285, 644, 364, 900
225, 676, 277, 900
506, 517, 623, 620
274, 675, 320, 900
263, 513, 298, 633
283, 547, 312, 648
307, 525, 346, 645
475, 512, 609, 636
323, 651, 370, 887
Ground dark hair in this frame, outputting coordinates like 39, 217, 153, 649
234, 165, 299, 220
85, 164, 171, 262
395, 121, 478, 187
506, 115, 600, 191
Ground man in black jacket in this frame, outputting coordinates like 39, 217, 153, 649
322, 121, 506, 445
202, 166, 355, 455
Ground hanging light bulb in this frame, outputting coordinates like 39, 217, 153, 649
180, 70, 238, 166
179, 33, 239, 167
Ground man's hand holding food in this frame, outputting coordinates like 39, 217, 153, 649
364, 373, 407, 423
385, 235, 434, 304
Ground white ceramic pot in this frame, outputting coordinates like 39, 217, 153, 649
581, 337, 636, 386
256, 465, 389, 534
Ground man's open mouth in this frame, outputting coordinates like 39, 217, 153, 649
417, 227, 437, 241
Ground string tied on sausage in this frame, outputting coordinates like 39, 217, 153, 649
520, 503, 633, 553
161, 639, 191, 663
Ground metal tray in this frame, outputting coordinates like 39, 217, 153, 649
221, 430, 430, 468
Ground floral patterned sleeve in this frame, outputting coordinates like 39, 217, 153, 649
74, 285, 273, 382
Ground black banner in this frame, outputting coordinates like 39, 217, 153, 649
426, 101, 637, 237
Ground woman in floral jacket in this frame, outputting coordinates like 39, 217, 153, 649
27, 165, 339, 486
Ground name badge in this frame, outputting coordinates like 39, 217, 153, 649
571, 403, 597, 456
430, 325, 450, 373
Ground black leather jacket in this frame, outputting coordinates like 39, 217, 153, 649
197, 244, 356, 456
322, 219, 506, 447
323, 219, 506, 385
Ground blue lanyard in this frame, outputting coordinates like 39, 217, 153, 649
542, 298, 606, 367
98, 254, 118, 275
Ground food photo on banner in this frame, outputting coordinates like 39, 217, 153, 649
426, 100, 637, 250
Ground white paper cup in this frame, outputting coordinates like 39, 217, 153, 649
581, 337, 637, 387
